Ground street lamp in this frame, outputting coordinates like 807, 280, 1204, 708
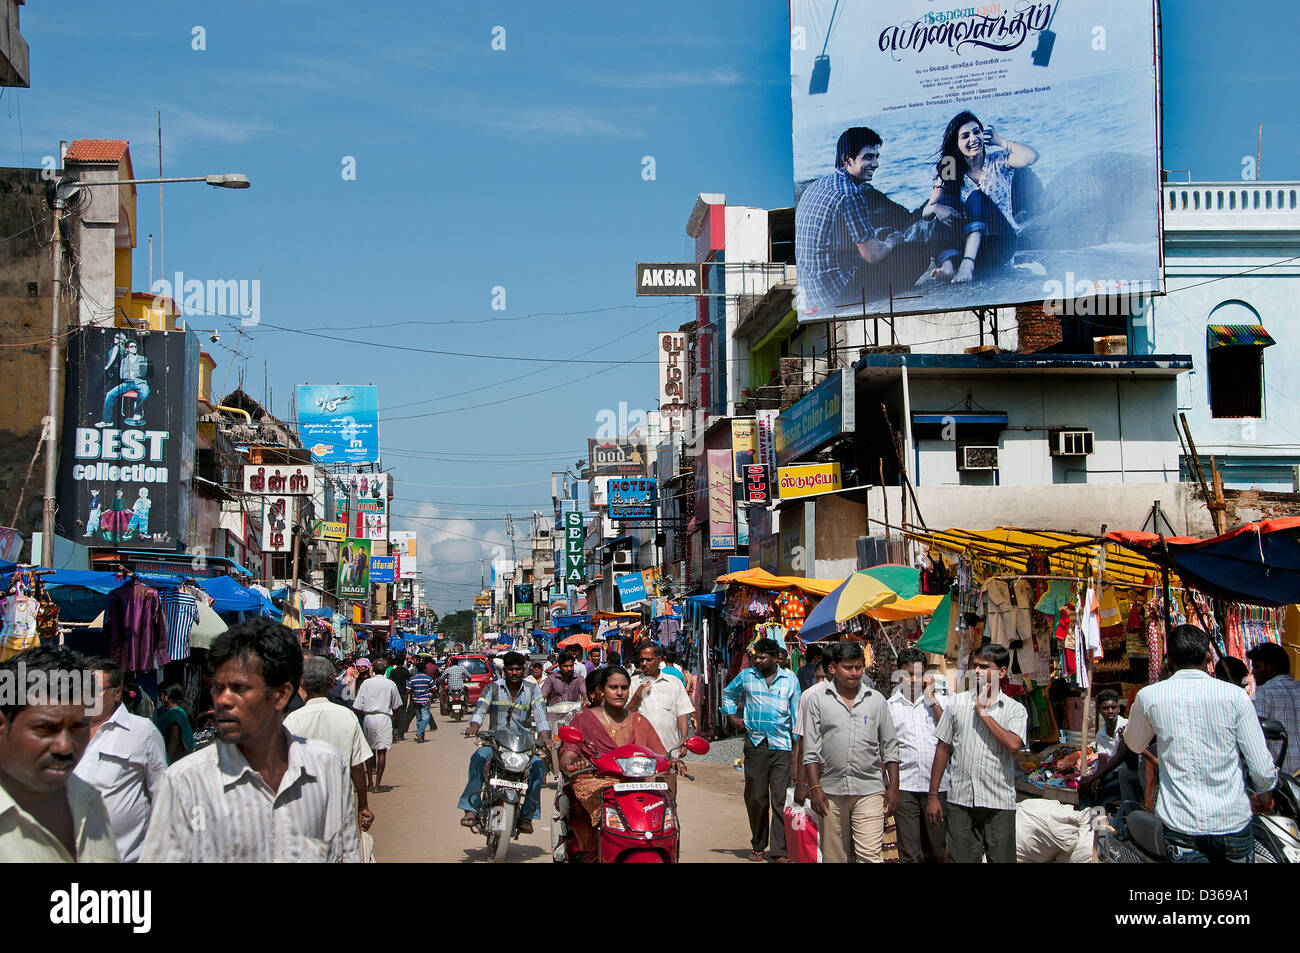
41, 172, 250, 566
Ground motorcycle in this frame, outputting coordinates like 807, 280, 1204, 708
543, 702, 583, 780
470, 724, 538, 863
1098, 718, 1300, 863
448, 686, 470, 722
551, 724, 710, 863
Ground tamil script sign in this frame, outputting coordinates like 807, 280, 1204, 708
790, 0, 1162, 321
776, 462, 843, 500
636, 263, 702, 296
775, 369, 855, 466
369, 554, 396, 584
262, 497, 291, 552
296, 384, 380, 465
243, 464, 316, 496
658, 331, 688, 432
608, 478, 657, 519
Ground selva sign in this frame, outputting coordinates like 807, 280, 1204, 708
57, 327, 198, 549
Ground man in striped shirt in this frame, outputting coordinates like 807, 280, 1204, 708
1084, 625, 1277, 863
407, 667, 437, 741
1248, 642, 1300, 776
721, 638, 801, 862
141, 618, 361, 862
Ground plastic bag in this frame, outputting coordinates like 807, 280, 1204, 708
782, 787, 821, 863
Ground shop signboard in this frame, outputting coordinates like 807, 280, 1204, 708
731, 419, 757, 477
262, 497, 292, 552
756, 409, 779, 469
657, 330, 688, 432
564, 511, 586, 586
707, 449, 735, 550
353, 499, 387, 541
312, 520, 347, 542
369, 554, 396, 584
616, 571, 647, 607
57, 327, 198, 549
790, 0, 1162, 322
389, 530, 418, 579
330, 472, 387, 501
588, 438, 648, 477
296, 385, 380, 465
608, 477, 657, 519
243, 464, 316, 496
776, 462, 843, 500
775, 369, 855, 466
743, 465, 770, 504
337, 538, 372, 598
636, 263, 702, 296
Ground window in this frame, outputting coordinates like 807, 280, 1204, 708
1209, 346, 1264, 418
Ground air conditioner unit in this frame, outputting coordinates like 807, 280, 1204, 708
959, 445, 1000, 471
1051, 430, 1095, 456
612, 550, 635, 568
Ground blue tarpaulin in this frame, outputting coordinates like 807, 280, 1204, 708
553, 614, 588, 627
197, 575, 281, 618
686, 592, 722, 609
304, 607, 334, 619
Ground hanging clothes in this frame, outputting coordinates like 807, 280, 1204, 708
1009, 578, 1036, 677
0, 575, 40, 660
980, 578, 1015, 648
160, 587, 200, 665
775, 591, 809, 633
105, 579, 169, 673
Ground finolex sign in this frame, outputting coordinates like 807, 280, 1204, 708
774, 369, 855, 466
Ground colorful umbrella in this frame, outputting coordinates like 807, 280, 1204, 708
798, 565, 922, 642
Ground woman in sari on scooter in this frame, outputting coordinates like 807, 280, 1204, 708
559, 666, 669, 861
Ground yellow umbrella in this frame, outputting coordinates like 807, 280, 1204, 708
833, 572, 899, 622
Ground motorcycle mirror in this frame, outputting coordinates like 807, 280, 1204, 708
557, 725, 585, 745
1261, 719, 1287, 741
684, 736, 710, 755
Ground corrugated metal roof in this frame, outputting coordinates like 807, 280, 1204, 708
1207, 324, 1275, 348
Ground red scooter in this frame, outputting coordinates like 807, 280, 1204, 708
552, 725, 710, 863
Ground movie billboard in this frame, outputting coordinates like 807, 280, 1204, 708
296, 385, 380, 465
790, 0, 1162, 321
57, 327, 198, 549
338, 538, 372, 599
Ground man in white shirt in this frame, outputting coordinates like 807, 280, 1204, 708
141, 619, 361, 862
285, 656, 374, 831
1248, 642, 1300, 776
888, 647, 947, 863
1083, 625, 1276, 863
0, 646, 119, 863
792, 652, 833, 804
628, 641, 695, 756
73, 658, 167, 862
353, 656, 403, 792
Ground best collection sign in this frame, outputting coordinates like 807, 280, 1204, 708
57, 327, 198, 549
776, 462, 843, 500
774, 369, 855, 466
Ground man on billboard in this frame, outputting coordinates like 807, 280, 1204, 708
795, 128, 929, 318
97, 333, 151, 427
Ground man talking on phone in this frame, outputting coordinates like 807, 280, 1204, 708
925, 644, 1026, 863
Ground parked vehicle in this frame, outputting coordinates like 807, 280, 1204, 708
468, 724, 539, 862
551, 724, 709, 863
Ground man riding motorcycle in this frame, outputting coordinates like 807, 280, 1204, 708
458, 651, 550, 834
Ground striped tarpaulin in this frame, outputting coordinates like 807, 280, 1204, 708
1207, 324, 1275, 348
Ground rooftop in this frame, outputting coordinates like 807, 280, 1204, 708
854, 351, 1193, 379
65, 139, 130, 163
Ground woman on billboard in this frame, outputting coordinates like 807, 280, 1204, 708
921, 111, 1039, 284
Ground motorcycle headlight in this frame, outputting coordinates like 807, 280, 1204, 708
499, 750, 531, 772
615, 756, 659, 778
603, 805, 626, 832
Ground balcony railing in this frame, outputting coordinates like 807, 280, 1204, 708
1164, 183, 1300, 223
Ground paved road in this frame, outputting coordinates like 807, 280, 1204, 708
366, 714, 756, 863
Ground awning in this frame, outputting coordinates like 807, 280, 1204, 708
715, 567, 844, 597
304, 607, 334, 619
1207, 324, 1275, 349
1108, 517, 1300, 607
553, 614, 588, 627
686, 592, 722, 608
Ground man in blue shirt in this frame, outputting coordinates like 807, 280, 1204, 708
458, 652, 550, 834
721, 638, 802, 862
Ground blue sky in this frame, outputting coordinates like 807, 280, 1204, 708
3, 0, 1297, 614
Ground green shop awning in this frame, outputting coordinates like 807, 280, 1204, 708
1207, 324, 1275, 349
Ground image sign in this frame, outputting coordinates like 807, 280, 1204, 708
790, 0, 1162, 320
296, 385, 380, 465
337, 538, 372, 598
57, 327, 198, 549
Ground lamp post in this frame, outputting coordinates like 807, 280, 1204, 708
41, 172, 250, 566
